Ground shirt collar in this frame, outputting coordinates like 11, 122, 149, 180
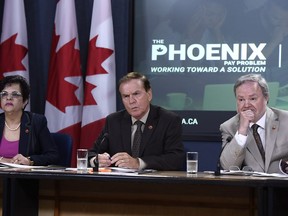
131, 108, 150, 125
250, 112, 266, 129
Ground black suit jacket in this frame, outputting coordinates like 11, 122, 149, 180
90, 105, 185, 170
0, 111, 59, 166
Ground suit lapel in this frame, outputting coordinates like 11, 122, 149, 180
244, 108, 279, 172
246, 129, 265, 170
236, 114, 265, 170
19, 112, 30, 155
264, 108, 279, 171
139, 106, 158, 156
121, 113, 133, 154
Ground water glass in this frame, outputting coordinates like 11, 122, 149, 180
77, 149, 88, 173
186, 152, 198, 174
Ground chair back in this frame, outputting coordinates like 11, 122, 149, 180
51, 133, 73, 167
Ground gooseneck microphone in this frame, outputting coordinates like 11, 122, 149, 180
214, 136, 232, 176
93, 132, 109, 172
98, 133, 109, 147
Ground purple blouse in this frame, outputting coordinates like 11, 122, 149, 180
0, 136, 19, 158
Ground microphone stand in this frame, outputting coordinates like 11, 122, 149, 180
93, 133, 109, 172
214, 136, 232, 176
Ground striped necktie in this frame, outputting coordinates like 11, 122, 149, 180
252, 124, 265, 162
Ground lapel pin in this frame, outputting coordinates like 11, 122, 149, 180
25, 129, 29, 133
148, 125, 153, 129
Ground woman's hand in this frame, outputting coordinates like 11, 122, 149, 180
11, 154, 30, 165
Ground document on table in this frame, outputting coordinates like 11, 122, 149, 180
0, 162, 45, 169
65, 167, 93, 172
64, 167, 140, 176
109, 167, 138, 173
109, 167, 156, 174
95, 167, 157, 175
221, 170, 288, 178
63, 167, 157, 175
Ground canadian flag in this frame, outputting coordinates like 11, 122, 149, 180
45, 0, 83, 166
80, 0, 116, 149
0, 0, 30, 109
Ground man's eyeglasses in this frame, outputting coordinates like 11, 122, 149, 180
0, 91, 22, 99
229, 166, 254, 172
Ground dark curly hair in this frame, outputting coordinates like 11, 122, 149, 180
0, 75, 30, 106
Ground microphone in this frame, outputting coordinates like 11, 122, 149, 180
97, 132, 109, 149
214, 136, 232, 176
93, 132, 109, 172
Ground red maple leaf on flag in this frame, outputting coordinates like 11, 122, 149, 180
83, 81, 98, 106
84, 35, 113, 106
46, 30, 82, 112
0, 34, 28, 78
86, 35, 113, 76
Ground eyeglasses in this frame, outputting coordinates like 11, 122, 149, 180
0, 91, 22, 99
229, 166, 254, 172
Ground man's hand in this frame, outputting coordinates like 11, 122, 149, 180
111, 152, 139, 169
238, 109, 255, 135
98, 153, 112, 167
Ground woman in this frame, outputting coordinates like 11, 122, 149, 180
0, 75, 59, 166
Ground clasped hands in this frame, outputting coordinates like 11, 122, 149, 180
3, 154, 31, 165
98, 152, 139, 169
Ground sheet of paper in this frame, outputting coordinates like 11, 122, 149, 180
109, 167, 138, 173
221, 170, 288, 178
65, 167, 93, 172
0, 162, 45, 169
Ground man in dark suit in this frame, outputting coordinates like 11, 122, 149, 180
220, 74, 288, 174
89, 72, 185, 171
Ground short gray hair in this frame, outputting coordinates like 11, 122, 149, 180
234, 74, 269, 99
